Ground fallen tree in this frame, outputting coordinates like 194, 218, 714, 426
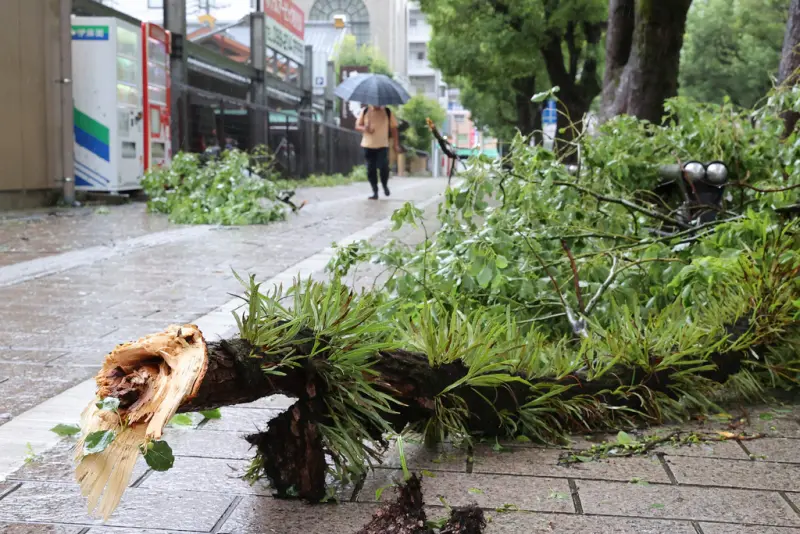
74, 93, 800, 526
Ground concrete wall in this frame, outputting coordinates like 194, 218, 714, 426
0, 0, 72, 208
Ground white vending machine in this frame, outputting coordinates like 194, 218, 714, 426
72, 16, 144, 192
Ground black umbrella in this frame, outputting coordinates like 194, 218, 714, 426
334, 73, 411, 107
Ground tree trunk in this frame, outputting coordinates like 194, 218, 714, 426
601, 0, 693, 123
78, 315, 756, 516
779, 0, 800, 137
513, 76, 542, 143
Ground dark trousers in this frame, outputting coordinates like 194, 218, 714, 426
364, 147, 389, 193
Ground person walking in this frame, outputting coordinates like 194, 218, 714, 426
356, 105, 401, 200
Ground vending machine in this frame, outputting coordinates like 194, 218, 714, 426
142, 23, 172, 171
71, 17, 145, 193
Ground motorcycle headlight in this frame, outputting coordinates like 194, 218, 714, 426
682, 161, 705, 183
705, 161, 729, 186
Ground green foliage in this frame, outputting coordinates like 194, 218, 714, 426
200, 409, 222, 420
83, 430, 116, 456
398, 95, 446, 152
50, 424, 81, 437
419, 0, 606, 137
236, 88, 800, 493
142, 440, 175, 471
333, 34, 392, 77
680, 0, 789, 108
141, 148, 287, 225
273, 166, 367, 190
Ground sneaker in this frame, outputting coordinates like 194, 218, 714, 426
368, 194, 378, 200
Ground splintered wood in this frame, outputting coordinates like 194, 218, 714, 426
74, 324, 208, 520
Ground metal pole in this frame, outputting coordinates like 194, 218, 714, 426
250, 11, 267, 148
325, 60, 335, 124
165, 0, 188, 152
59, 0, 76, 205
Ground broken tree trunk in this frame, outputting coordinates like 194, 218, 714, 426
75, 314, 759, 519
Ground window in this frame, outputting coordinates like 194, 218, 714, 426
148, 0, 163, 8
457, 134, 468, 145
440, 86, 446, 97
410, 18, 417, 27
417, 52, 425, 61
454, 115, 465, 123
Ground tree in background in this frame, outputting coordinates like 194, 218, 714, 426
333, 35, 392, 78
680, 0, 789, 109
779, 0, 800, 135
397, 95, 446, 152
602, 0, 693, 123
418, 0, 606, 144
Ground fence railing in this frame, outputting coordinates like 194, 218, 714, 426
180, 85, 363, 179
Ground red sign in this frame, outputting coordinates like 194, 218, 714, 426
263, 0, 305, 39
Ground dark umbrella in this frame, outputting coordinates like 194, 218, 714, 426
334, 73, 411, 107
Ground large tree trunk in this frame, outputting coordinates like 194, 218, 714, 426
513, 76, 542, 143
779, 0, 800, 137
601, 0, 693, 123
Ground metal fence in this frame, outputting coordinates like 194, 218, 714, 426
180, 85, 363, 179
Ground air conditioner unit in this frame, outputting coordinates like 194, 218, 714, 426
333, 15, 346, 28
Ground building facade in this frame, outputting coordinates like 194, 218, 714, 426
103, 0, 408, 76
406, 2, 445, 107
296, 0, 408, 77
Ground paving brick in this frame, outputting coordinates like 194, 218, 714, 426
482, 511, 696, 533
6, 441, 138, 485
665, 456, 800, 492
0, 482, 234, 531
380, 441, 467, 473
85, 529, 205, 534
137, 457, 272, 496
744, 438, 800, 463
199, 408, 282, 433
0, 524, 83, 533
576, 479, 800, 526
471, 445, 671, 484
699, 523, 800, 534
655, 440, 751, 460
164, 429, 254, 460
218, 497, 377, 534
0, 351, 66, 365
360, 469, 575, 513
0, 365, 94, 420
235, 394, 296, 411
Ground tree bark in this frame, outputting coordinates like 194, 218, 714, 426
601, 0, 693, 123
779, 0, 800, 137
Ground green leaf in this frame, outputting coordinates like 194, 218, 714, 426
50, 424, 81, 437
169, 414, 195, 427
96, 397, 121, 411
630, 477, 650, 486
477, 264, 494, 288
83, 430, 116, 455
650, 503, 665, 509
200, 408, 222, 420
515, 435, 531, 443
574, 455, 593, 463
468, 487, 484, 494
759, 413, 774, 421
495, 255, 509, 269
143, 440, 175, 472
421, 469, 437, 478
531, 86, 560, 103
616, 431, 634, 445
548, 490, 569, 500
375, 484, 394, 501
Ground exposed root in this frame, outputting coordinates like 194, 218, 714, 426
356, 474, 486, 534
75, 324, 208, 520
356, 474, 428, 534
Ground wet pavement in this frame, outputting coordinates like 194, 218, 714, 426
0, 177, 798, 533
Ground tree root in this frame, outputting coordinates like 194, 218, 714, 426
356, 474, 486, 534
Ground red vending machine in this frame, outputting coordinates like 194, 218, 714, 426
141, 22, 171, 170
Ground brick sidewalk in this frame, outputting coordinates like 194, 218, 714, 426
0, 178, 798, 533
